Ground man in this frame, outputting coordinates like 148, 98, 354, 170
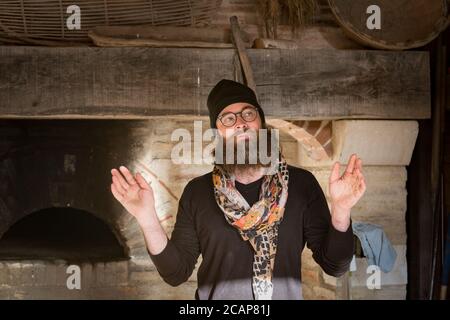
110, 79, 366, 300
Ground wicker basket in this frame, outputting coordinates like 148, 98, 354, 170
0, 0, 222, 43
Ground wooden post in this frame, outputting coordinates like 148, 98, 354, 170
230, 16, 257, 94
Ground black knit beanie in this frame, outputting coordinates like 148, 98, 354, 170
207, 79, 266, 128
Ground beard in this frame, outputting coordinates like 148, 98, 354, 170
212, 127, 280, 175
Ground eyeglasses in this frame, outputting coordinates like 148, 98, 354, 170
217, 106, 258, 127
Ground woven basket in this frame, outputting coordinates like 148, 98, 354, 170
0, 0, 222, 43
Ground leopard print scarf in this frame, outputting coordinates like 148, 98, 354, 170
212, 157, 289, 300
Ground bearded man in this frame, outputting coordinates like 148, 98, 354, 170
110, 79, 366, 300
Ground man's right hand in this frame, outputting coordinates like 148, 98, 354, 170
110, 166, 168, 255
110, 166, 156, 226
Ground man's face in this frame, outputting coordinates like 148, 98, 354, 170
214, 102, 268, 169
216, 102, 262, 140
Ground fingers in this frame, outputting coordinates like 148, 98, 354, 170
119, 166, 137, 186
356, 157, 363, 172
345, 154, 357, 174
358, 176, 367, 194
135, 172, 151, 190
329, 161, 340, 184
353, 166, 366, 194
111, 183, 124, 202
355, 157, 364, 181
112, 175, 127, 195
110, 167, 151, 197
111, 168, 130, 191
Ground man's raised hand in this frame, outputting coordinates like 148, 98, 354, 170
329, 153, 366, 211
110, 166, 156, 225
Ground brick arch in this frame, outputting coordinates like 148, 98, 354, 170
267, 119, 333, 162
0, 207, 128, 261
0, 201, 133, 260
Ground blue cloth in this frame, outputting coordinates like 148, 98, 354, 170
352, 222, 397, 273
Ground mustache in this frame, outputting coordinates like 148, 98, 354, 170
225, 128, 257, 139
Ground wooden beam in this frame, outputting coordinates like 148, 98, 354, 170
88, 25, 253, 48
230, 16, 256, 93
253, 38, 300, 49
0, 46, 430, 120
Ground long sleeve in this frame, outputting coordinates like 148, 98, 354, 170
148, 181, 200, 286
303, 172, 354, 277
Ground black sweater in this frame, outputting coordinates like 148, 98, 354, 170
149, 165, 354, 300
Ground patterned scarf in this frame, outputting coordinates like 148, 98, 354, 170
212, 157, 289, 300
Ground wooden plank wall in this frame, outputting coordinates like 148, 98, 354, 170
0, 46, 430, 119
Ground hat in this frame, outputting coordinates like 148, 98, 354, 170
207, 79, 265, 128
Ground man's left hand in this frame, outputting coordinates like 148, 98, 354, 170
328, 153, 366, 231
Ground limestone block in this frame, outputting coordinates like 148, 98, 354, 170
350, 285, 406, 300
129, 246, 151, 260
31, 261, 47, 286
322, 272, 338, 287
128, 256, 155, 272
134, 280, 197, 299
8, 262, 22, 286
129, 271, 161, 284
332, 120, 418, 166
302, 269, 321, 285
312, 286, 336, 300
81, 262, 94, 289
301, 284, 314, 300
105, 261, 129, 286
92, 262, 106, 287
0, 262, 9, 286
350, 245, 407, 287
44, 263, 57, 286
309, 166, 407, 197
55, 261, 71, 288
301, 248, 320, 270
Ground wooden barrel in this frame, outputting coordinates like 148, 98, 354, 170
328, 0, 449, 49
